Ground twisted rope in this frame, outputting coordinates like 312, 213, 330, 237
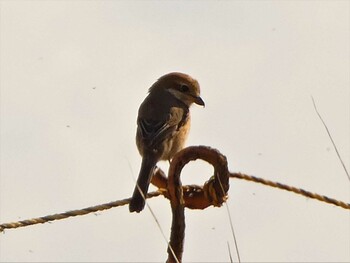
1, 172, 349, 233
0, 191, 161, 232
230, 173, 350, 210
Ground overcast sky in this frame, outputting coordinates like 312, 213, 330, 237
0, 1, 349, 262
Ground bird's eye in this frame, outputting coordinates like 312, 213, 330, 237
180, 85, 189, 92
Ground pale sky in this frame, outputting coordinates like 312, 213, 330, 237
0, 1, 349, 262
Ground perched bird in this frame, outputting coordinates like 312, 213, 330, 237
129, 72, 205, 213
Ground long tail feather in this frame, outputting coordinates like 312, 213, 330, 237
129, 156, 158, 213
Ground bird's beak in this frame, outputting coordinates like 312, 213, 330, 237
194, 96, 205, 107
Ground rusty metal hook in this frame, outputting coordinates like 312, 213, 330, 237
164, 146, 230, 263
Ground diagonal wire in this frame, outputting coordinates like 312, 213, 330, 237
146, 201, 179, 263
216, 172, 241, 262
217, 170, 241, 263
225, 203, 241, 263
127, 160, 179, 263
227, 241, 234, 263
136, 182, 179, 263
311, 96, 350, 182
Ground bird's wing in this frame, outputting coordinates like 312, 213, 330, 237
138, 107, 189, 149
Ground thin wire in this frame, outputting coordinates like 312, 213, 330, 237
145, 203, 179, 263
216, 173, 241, 262
227, 241, 234, 263
311, 96, 350, 182
130, 163, 179, 263
225, 203, 241, 263
142, 186, 179, 263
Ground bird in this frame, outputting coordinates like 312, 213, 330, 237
129, 72, 205, 213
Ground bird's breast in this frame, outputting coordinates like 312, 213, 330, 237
160, 117, 191, 161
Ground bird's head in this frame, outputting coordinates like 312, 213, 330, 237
150, 72, 205, 107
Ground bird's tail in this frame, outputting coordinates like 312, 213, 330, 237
129, 156, 157, 213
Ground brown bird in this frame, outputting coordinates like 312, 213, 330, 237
129, 72, 205, 213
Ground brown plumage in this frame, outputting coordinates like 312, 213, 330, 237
129, 72, 205, 213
